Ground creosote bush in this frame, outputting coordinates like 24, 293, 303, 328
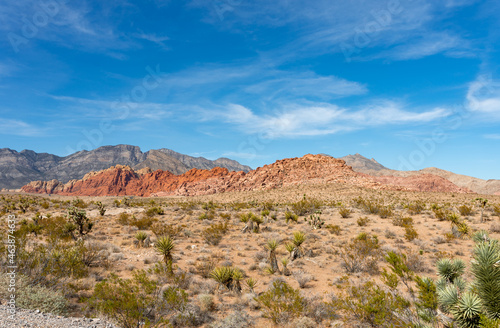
256, 279, 305, 324
202, 221, 229, 246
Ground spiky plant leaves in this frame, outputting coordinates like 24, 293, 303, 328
471, 240, 500, 320
452, 292, 482, 328
292, 231, 306, 247
266, 239, 280, 273
155, 236, 175, 273
210, 266, 234, 290
438, 284, 460, 313
472, 230, 490, 244
285, 243, 295, 255
437, 258, 466, 283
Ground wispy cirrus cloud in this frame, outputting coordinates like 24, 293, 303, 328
466, 75, 500, 116
208, 101, 450, 138
0, 118, 45, 136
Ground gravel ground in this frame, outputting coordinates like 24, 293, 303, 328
0, 306, 119, 328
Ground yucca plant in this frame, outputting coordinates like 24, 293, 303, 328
245, 277, 258, 293
240, 213, 255, 233
289, 231, 306, 260
210, 266, 242, 293
252, 215, 264, 233
266, 239, 280, 274
155, 236, 175, 274
281, 257, 291, 276
437, 238, 500, 327
135, 231, 148, 248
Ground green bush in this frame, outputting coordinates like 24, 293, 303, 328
340, 234, 381, 274
87, 271, 169, 328
291, 195, 322, 216
256, 280, 305, 324
338, 206, 351, 218
202, 221, 229, 246
0, 274, 68, 315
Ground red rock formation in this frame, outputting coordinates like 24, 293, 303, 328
21, 154, 473, 196
372, 174, 472, 193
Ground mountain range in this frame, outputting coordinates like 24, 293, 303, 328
0, 145, 251, 189
340, 153, 500, 195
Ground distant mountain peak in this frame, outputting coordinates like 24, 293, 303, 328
0, 145, 251, 189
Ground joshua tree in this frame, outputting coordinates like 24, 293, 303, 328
289, 231, 306, 260
266, 239, 280, 274
475, 198, 488, 223
96, 201, 106, 216
155, 236, 175, 275
240, 213, 254, 233
436, 237, 500, 327
66, 207, 93, 240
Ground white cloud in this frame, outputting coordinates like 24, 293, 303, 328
0, 118, 44, 136
214, 101, 449, 138
466, 75, 500, 115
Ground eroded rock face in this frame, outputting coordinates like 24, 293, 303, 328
21, 154, 474, 196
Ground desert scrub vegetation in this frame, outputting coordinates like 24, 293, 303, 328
202, 221, 229, 245
87, 270, 205, 328
290, 194, 322, 216
339, 233, 381, 274
256, 279, 305, 324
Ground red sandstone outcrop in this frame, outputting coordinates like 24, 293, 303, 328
21, 154, 474, 196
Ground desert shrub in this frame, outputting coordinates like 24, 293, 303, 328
194, 256, 220, 279
229, 201, 248, 211
202, 201, 217, 211
406, 200, 426, 215
458, 204, 474, 216
198, 210, 216, 221
202, 221, 229, 246
432, 206, 451, 221
72, 198, 88, 208
87, 271, 169, 328
197, 294, 215, 312
339, 233, 381, 274
117, 212, 131, 225
492, 204, 500, 217
353, 197, 380, 214
151, 222, 183, 239
357, 216, 369, 226
333, 280, 411, 327
0, 274, 68, 315
145, 206, 164, 218
285, 211, 299, 223
130, 215, 157, 230
291, 195, 322, 216
392, 216, 413, 227
338, 206, 351, 218
40, 201, 50, 209
256, 279, 305, 324
378, 205, 394, 218
209, 310, 252, 328
293, 271, 313, 288
404, 225, 419, 241
325, 224, 341, 235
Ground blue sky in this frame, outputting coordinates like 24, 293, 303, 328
1, 0, 500, 179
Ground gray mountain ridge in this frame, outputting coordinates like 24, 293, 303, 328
0, 145, 252, 189
339, 153, 500, 195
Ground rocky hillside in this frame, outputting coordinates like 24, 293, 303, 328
341, 153, 500, 195
22, 154, 472, 196
0, 145, 251, 189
